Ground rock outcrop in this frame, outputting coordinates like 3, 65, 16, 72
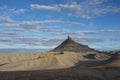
51, 36, 96, 52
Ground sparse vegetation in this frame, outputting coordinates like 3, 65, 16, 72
60, 51, 64, 54
83, 54, 96, 59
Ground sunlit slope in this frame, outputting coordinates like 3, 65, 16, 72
0, 52, 111, 71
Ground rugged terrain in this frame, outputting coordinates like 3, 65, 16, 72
0, 36, 119, 80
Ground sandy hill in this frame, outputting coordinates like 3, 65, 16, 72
0, 51, 111, 71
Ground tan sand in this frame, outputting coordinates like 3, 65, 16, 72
0, 52, 117, 71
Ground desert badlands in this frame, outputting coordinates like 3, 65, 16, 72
0, 36, 120, 80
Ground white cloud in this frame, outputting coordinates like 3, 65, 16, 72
0, 20, 63, 30
76, 37, 104, 43
0, 19, 89, 31
0, 23, 19, 27
30, 4, 60, 11
50, 30, 120, 35
63, 20, 93, 27
75, 30, 120, 35
30, 0, 120, 19
81, 0, 107, 6
13, 9, 25, 14
0, 29, 120, 48
0, 27, 24, 31
19, 22, 40, 30
0, 6, 25, 17
0, 18, 119, 36
0, 18, 119, 35
0, 17, 14, 23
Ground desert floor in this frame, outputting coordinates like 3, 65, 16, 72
0, 52, 119, 80
0, 67, 120, 80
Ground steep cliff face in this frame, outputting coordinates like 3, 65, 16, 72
51, 36, 96, 52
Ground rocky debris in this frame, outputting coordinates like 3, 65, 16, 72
95, 53, 111, 60
83, 54, 96, 59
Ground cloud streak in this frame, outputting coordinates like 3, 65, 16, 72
76, 37, 104, 43
0, 32, 18, 36
0, 19, 120, 35
30, 4, 60, 11
30, 0, 120, 19
0, 17, 14, 23
110, 38, 120, 42
50, 30, 120, 35
0, 6, 25, 17
74, 30, 120, 35
0, 29, 119, 49
0, 19, 91, 32
0, 36, 104, 47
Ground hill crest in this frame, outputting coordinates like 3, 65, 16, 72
51, 36, 96, 52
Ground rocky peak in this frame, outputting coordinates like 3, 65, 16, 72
50, 36, 96, 52
67, 36, 75, 42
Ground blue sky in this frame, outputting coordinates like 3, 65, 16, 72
0, 0, 120, 51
